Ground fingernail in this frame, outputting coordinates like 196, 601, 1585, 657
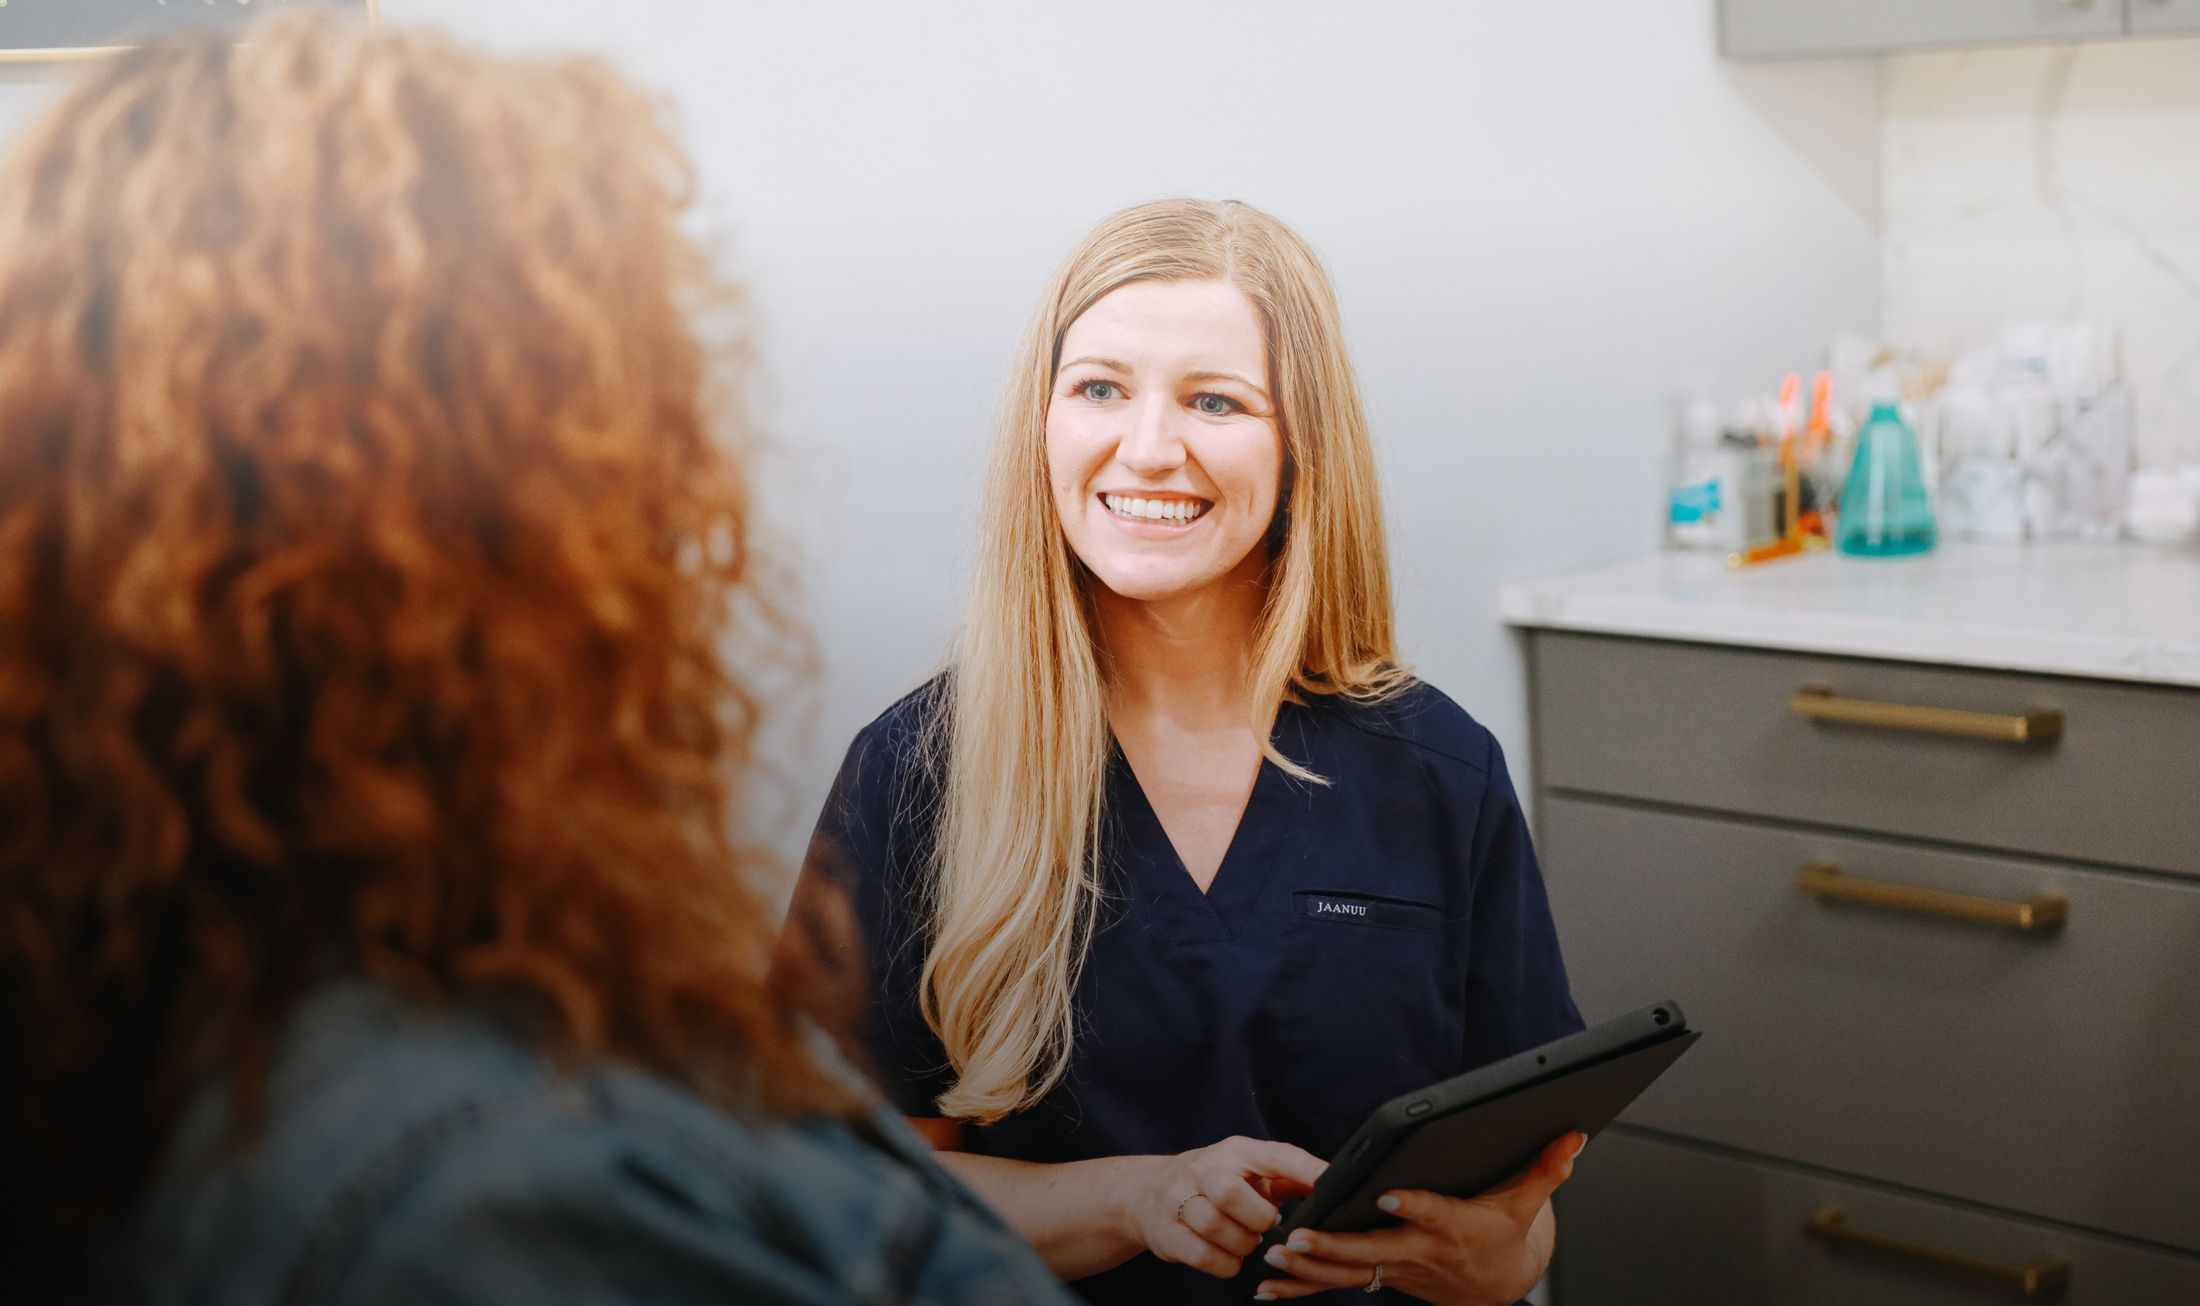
1269, 1210, 1283, 1229
1285, 1237, 1312, 1254
1376, 1195, 1402, 1214
1569, 1134, 1588, 1160
1265, 1246, 1291, 1269
1255, 1295, 1276, 1303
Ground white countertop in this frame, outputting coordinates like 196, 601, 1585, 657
1498, 541, 2200, 689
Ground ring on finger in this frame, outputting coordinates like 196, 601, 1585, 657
1363, 1263, 1384, 1294
1174, 1192, 1201, 1226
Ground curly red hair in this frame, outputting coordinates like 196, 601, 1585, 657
0, 13, 855, 1284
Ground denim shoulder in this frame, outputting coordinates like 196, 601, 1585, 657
104, 982, 1069, 1306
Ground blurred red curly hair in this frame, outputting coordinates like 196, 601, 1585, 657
0, 12, 855, 1281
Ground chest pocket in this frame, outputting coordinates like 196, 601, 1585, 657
1293, 890, 1445, 932
1265, 890, 1468, 1154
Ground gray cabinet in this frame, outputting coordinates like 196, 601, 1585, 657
1542, 795, 2200, 1251
1558, 1131, 2200, 1306
1721, 0, 2127, 59
2130, 0, 2200, 34
1532, 633, 2200, 877
1522, 631, 2200, 1302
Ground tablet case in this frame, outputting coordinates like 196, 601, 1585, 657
1234, 1001, 1700, 1295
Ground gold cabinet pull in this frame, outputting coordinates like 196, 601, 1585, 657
1804, 1207, 2070, 1297
1789, 686, 2064, 745
1796, 863, 2067, 933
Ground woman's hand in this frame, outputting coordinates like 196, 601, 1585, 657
1251, 1131, 1585, 1303
1123, 1135, 1329, 1279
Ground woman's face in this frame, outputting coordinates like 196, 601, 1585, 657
1045, 279, 1284, 606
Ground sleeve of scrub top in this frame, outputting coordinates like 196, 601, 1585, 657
1460, 730, 1586, 1072
792, 722, 957, 1120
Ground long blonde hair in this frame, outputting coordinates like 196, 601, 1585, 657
922, 199, 1408, 1121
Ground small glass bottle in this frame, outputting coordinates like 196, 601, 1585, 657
1836, 399, 1937, 557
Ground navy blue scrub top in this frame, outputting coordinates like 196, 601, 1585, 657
800, 677, 1583, 1305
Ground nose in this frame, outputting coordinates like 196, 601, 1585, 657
1114, 393, 1186, 479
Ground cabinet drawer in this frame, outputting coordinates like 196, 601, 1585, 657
1555, 1128, 2200, 1306
1531, 632, 2200, 878
1541, 797, 2200, 1251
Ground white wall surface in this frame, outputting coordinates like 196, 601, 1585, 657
0, 3, 1883, 844
1884, 37, 2200, 469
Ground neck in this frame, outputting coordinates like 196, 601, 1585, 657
1091, 552, 1270, 730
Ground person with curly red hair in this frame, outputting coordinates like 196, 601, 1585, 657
0, 12, 1072, 1305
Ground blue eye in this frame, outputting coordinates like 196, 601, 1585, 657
1193, 393, 1238, 416
1082, 380, 1120, 402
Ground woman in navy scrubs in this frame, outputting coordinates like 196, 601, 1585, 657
801, 199, 1585, 1303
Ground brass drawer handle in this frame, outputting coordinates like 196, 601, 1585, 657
1796, 863, 2067, 933
1789, 686, 2064, 746
1804, 1207, 2070, 1297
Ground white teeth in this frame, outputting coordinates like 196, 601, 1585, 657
1104, 493, 1207, 524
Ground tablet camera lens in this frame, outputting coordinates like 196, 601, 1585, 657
1653, 1009, 1671, 1026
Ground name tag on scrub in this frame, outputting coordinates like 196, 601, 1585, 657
1293, 891, 1443, 931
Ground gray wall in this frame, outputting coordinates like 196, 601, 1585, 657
0, 2, 1882, 846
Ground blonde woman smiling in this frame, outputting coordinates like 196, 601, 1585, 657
801, 200, 1584, 1304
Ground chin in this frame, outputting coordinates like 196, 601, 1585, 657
1083, 560, 1211, 604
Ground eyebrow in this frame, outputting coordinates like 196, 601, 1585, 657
1059, 356, 1270, 401
1186, 370, 1269, 400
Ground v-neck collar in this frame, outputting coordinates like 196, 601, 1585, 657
1107, 703, 1304, 936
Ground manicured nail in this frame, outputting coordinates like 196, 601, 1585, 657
1569, 1134, 1588, 1159
1265, 1246, 1292, 1269
1286, 1237, 1312, 1254
1376, 1195, 1402, 1214
1269, 1210, 1283, 1229
1255, 1293, 1277, 1302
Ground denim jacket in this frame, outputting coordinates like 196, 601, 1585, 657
97, 982, 1072, 1306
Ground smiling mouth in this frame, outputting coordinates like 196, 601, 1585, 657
1101, 492, 1212, 525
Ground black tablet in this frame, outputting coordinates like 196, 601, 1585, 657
1235, 1000, 1700, 1295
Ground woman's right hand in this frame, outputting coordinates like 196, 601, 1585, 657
1122, 1136, 1329, 1278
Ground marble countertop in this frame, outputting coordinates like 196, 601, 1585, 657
1498, 541, 2200, 689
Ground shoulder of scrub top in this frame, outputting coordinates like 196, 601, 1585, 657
843, 673, 953, 773
805, 674, 953, 906
825, 675, 952, 825
1316, 676, 1503, 777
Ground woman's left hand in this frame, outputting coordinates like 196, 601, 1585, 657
1251, 1131, 1585, 1304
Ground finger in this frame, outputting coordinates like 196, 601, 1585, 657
1372, 1186, 1474, 1233
1199, 1171, 1283, 1239
1153, 1219, 1243, 1280
1480, 1131, 1586, 1215
1252, 1171, 1317, 1204
1180, 1194, 1263, 1258
1251, 1276, 1333, 1301
1258, 1243, 1386, 1290
1281, 1223, 1429, 1269
1226, 1137, 1329, 1192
